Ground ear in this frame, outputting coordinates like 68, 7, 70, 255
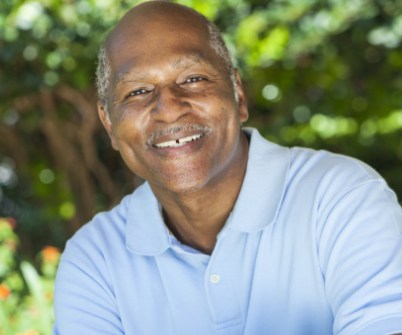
97, 102, 119, 151
234, 70, 249, 124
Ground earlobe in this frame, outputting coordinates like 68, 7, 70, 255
97, 102, 119, 151
234, 70, 249, 124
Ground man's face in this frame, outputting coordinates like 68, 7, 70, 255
99, 7, 248, 194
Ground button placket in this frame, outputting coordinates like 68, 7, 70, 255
205, 236, 242, 333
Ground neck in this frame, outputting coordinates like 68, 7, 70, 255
151, 132, 249, 254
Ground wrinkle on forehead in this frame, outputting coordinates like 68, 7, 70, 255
171, 53, 205, 69
115, 53, 208, 82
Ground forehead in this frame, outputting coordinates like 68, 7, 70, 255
106, 7, 223, 81
115, 52, 212, 82
107, 4, 211, 58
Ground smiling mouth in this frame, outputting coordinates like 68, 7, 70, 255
154, 134, 204, 148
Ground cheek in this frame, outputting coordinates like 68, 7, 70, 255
110, 124, 139, 156
111, 109, 147, 140
215, 102, 241, 125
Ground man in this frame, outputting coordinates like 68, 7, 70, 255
53, 1, 402, 334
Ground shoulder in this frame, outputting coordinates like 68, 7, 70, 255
285, 147, 402, 229
246, 127, 383, 187
71, 193, 130, 246
243, 127, 399, 223
247, 127, 390, 201
286, 146, 389, 199
289, 146, 381, 181
61, 183, 150, 262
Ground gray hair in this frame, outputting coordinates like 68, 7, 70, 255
96, 46, 111, 111
95, 17, 237, 114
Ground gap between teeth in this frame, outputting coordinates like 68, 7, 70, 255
155, 134, 202, 148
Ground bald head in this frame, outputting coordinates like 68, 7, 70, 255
95, 1, 236, 112
110, 1, 207, 41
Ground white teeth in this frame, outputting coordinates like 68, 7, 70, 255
154, 134, 203, 148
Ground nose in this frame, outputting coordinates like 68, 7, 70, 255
151, 84, 190, 123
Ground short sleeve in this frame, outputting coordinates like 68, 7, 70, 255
53, 228, 124, 335
317, 179, 402, 335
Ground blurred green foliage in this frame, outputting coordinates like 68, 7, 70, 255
0, 218, 59, 335
0, 0, 401, 257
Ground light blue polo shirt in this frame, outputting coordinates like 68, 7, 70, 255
54, 128, 402, 335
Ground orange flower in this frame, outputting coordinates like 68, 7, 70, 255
41, 246, 60, 262
0, 283, 11, 300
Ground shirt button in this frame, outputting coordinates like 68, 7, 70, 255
210, 274, 220, 284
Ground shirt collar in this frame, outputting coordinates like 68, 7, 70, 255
125, 183, 171, 256
125, 127, 290, 255
226, 127, 290, 232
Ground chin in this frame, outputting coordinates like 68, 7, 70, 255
154, 172, 211, 195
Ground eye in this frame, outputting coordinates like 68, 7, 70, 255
183, 76, 206, 84
125, 88, 149, 99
